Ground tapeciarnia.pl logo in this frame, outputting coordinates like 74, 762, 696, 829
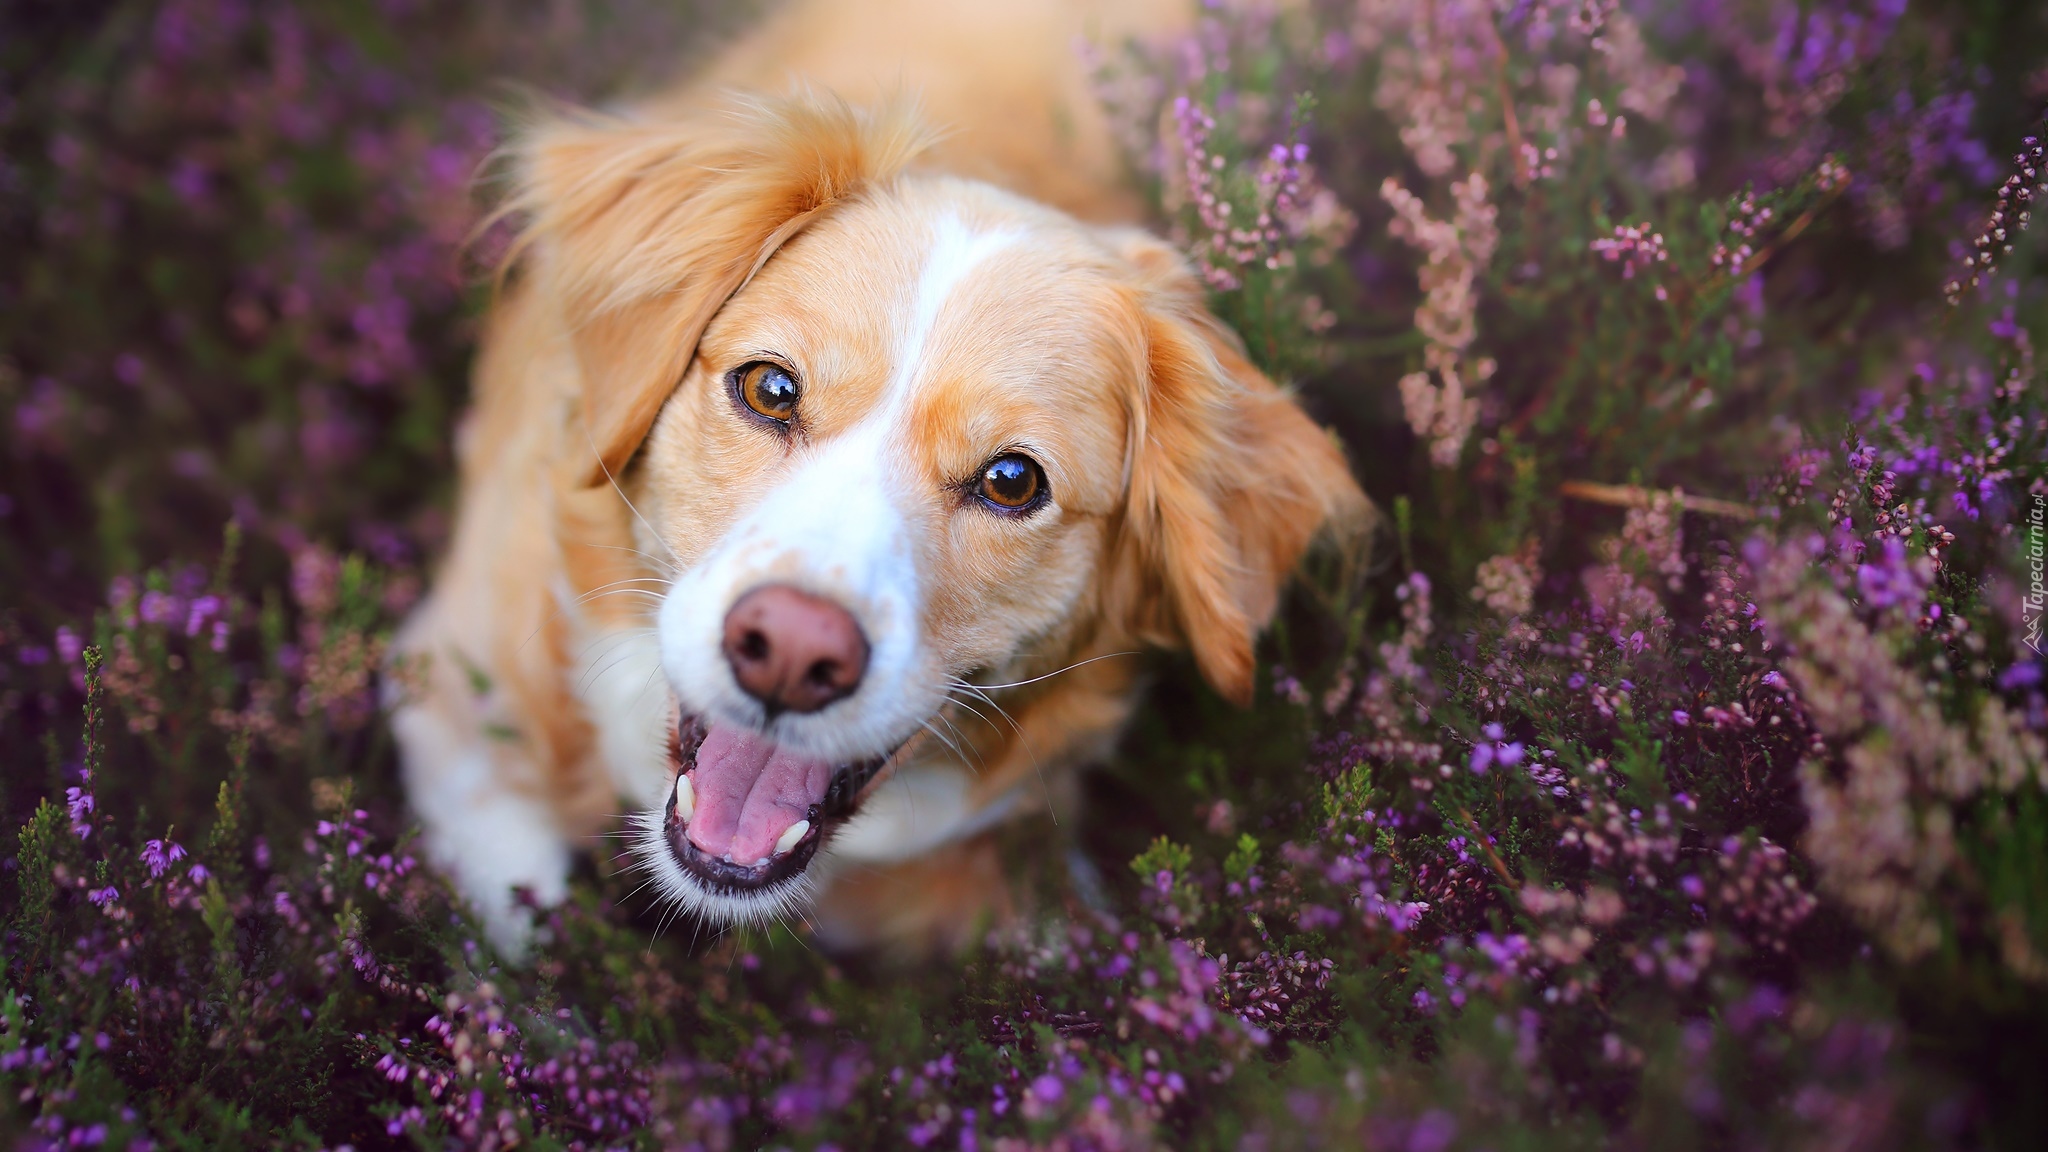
2027, 491, 2045, 656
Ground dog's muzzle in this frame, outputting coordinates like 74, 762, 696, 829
650, 712, 896, 900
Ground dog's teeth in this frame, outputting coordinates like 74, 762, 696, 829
774, 820, 810, 857
673, 774, 695, 823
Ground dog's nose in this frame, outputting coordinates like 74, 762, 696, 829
721, 584, 870, 714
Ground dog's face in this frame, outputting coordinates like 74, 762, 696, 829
638, 185, 1143, 917
516, 96, 1366, 926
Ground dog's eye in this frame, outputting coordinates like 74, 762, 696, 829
735, 361, 799, 423
977, 453, 1046, 512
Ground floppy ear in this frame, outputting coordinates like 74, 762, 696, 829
1104, 230, 1375, 705
507, 92, 936, 485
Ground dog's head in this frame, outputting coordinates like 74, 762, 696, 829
513, 93, 1369, 925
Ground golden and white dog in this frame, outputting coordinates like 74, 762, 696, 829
389, 0, 1370, 955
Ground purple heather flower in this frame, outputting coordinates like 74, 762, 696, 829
1407, 1110, 1458, 1152
65, 786, 94, 838
86, 885, 119, 907
184, 594, 222, 637
1855, 537, 1927, 608
1469, 743, 1494, 774
1672, 709, 1691, 726
138, 589, 179, 626
1998, 661, 2042, 690
142, 838, 187, 878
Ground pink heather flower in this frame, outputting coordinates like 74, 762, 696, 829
1473, 547, 1540, 617
291, 545, 342, 616
1590, 222, 1670, 281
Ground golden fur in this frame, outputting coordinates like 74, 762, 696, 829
389, 0, 1370, 955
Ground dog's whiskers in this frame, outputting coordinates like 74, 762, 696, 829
960, 650, 1139, 693
513, 576, 669, 658
569, 574, 675, 600
945, 679, 1022, 737
942, 677, 1060, 826
573, 624, 663, 695
916, 716, 972, 768
941, 687, 1006, 738
583, 429, 688, 575
575, 541, 683, 578
923, 699, 1001, 776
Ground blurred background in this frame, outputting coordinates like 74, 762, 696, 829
3, 2, 2046, 1149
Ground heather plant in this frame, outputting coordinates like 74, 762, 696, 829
5, 1, 2048, 1150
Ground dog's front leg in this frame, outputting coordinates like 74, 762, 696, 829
388, 663, 572, 958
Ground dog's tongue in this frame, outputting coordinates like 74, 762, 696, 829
684, 723, 834, 864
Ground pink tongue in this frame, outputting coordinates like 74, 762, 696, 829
684, 723, 834, 864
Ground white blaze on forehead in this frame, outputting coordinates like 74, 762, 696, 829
881, 215, 1024, 420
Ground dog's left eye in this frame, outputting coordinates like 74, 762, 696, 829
735, 361, 800, 423
976, 453, 1047, 512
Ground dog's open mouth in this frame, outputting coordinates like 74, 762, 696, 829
650, 713, 895, 901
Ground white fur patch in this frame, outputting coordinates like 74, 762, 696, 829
831, 761, 1024, 863
568, 622, 672, 811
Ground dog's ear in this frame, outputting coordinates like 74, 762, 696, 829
1103, 229, 1374, 705
507, 93, 935, 486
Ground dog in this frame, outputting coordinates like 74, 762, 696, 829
388, 0, 1371, 956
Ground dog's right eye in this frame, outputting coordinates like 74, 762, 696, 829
734, 361, 800, 424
